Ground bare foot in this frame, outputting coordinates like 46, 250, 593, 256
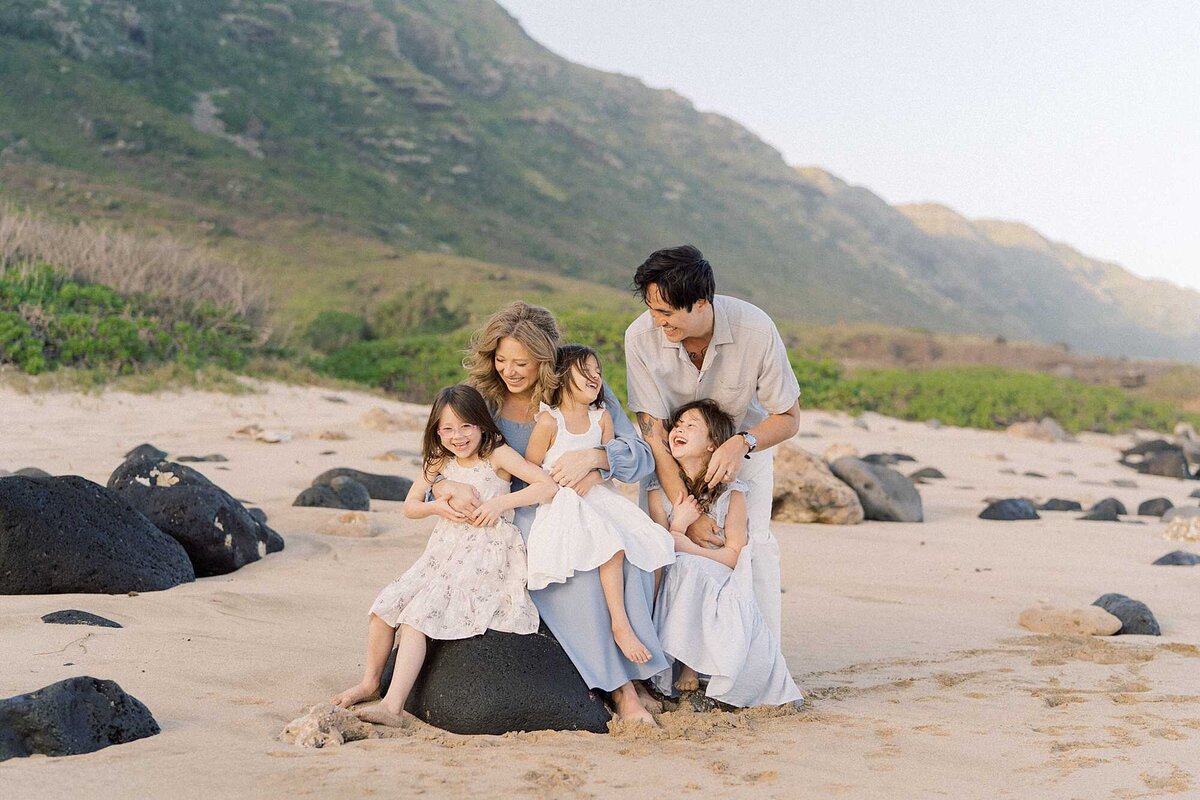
330, 680, 378, 709
612, 623, 651, 664
674, 665, 700, 693
354, 702, 409, 728
613, 689, 658, 728
634, 681, 663, 714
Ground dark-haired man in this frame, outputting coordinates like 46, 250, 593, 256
625, 245, 800, 640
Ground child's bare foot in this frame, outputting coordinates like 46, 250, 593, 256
613, 689, 658, 727
354, 702, 409, 728
674, 665, 700, 693
634, 681, 663, 714
612, 623, 651, 664
330, 680, 378, 709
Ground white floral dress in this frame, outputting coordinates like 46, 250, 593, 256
369, 458, 539, 639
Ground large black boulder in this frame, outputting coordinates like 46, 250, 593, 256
313, 468, 412, 501
1152, 551, 1200, 566
0, 677, 159, 761
979, 498, 1040, 521
1120, 441, 1191, 479
1092, 593, 1160, 635
0, 475, 194, 594
108, 457, 283, 578
377, 629, 611, 734
1038, 498, 1083, 512
1137, 497, 1174, 517
829, 457, 923, 522
42, 610, 122, 628
294, 477, 371, 511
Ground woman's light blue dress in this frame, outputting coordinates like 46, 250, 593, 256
498, 384, 667, 691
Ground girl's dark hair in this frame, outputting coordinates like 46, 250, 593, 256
632, 244, 715, 311
549, 344, 605, 409
668, 398, 736, 511
422, 384, 505, 475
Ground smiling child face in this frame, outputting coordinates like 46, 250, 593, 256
668, 408, 715, 460
568, 354, 602, 405
436, 405, 482, 460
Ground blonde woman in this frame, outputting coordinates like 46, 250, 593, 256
433, 301, 664, 725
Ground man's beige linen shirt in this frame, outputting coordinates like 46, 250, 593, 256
624, 295, 800, 430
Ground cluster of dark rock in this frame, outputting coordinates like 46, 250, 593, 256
978, 494, 1188, 522
1118, 439, 1199, 480
292, 467, 413, 511
0, 444, 283, 593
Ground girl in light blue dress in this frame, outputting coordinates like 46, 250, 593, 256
648, 399, 802, 708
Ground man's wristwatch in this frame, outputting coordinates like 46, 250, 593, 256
736, 431, 757, 458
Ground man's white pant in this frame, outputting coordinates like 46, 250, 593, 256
740, 448, 781, 641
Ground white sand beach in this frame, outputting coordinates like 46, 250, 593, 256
3, 382, 1199, 798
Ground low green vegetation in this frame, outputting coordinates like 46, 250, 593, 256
0, 263, 261, 375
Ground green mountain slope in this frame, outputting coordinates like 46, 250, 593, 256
1, 0, 1196, 361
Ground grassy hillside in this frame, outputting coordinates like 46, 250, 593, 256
2, 0, 1199, 363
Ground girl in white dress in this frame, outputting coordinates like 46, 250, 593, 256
331, 384, 558, 727
648, 399, 802, 708
525, 345, 675, 665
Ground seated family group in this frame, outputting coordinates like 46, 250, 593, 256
331, 245, 804, 728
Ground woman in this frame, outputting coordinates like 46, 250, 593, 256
432, 301, 664, 725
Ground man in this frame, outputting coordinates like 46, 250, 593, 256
624, 245, 800, 640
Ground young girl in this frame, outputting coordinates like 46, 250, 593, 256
330, 384, 558, 726
525, 345, 675, 665
648, 399, 802, 708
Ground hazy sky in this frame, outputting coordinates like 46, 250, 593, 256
496, 1, 1200, 291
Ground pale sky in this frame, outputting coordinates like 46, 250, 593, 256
496, 1, 1200, 292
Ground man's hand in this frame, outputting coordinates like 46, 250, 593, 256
570, 470, 605, 497
549, 448, 603, 488
686, 515, 725, 549
431, 479, 480, 515
703, 434, 750, 489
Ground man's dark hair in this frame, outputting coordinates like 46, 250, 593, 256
632, 245, 716, 311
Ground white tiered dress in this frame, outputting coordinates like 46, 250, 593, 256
525, 405, 675, 591
369, 458, 539, 639
651, 481, 802, 708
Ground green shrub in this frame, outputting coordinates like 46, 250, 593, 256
370, 284, 468, 338
304, 310, 368, 353
316, 333, 467, 402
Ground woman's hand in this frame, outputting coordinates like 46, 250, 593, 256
669, 491, 703, 532
432, 479, 481, 515
570, 470, 604, 497
430, 498, 468, 524
703, 435, 749, 489
469, 497, 507, 527
548, 448, 603, 488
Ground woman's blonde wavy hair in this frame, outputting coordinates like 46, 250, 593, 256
464, 301, 562, 413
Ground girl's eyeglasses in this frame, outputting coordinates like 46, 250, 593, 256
437, 423, 479, 439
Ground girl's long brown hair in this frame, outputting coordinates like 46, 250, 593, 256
422, 384, 505, 477
668, 399, 736, 512
464, 301, 561, 413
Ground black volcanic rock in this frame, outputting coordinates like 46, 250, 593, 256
909, 467, 946, 481
1152, 551, 1200, 566
1091, 593, 1160, 636
294, 477, 371, 510
41, 610, 122, 628
0, 677, 159, 761
979, 499, 1040, 521
1079, 498, 1126, 521
0, 475, 194, 594
313, 468, 412, 501
1038, 498, 1083, 512
862, 452, 917, 466
124, 443, 168, 463
13, 467, 51, 478
1137, 497, 1174, 517
377, 629, 611, 735
108, 457, 283, 577
829, 457, 923, 522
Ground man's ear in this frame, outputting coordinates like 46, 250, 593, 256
693, 298, 710, 313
